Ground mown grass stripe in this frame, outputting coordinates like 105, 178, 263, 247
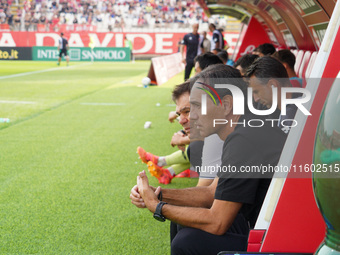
0, 100, 37, 104
0, 63, 92, 80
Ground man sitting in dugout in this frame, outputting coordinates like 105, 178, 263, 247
130, 64, 287, 254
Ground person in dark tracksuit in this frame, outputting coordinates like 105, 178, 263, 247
58, 32, 69, 66
180, 23, 203, 81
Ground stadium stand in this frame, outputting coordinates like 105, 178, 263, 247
0, 0, 241, 33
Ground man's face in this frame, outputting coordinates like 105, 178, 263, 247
192, 24, 199, 34
175, 92, 191, 135
194, 61, 202, 74
189, 82, 225, 138
248, 75, 274, 108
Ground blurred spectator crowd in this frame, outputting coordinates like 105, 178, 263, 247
0, 0, 233, 32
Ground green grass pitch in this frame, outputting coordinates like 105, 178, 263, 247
0, 61, 198, 254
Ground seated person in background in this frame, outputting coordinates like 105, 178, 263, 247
233, 53, 259, 76
272, 49, 303, 87
234, 53, 268, 112
252, 43, 276, 57
130, 64, 287, 254
194, 52, 223, 74
217, 50, 229, 65
246, 56, 303, 134
138, 81, 202, 185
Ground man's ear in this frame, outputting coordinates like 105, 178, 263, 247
282, 62, 289, 70
221, 95, 233, 116
266, 78, 280, 89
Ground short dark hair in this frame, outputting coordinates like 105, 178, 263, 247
172, 81, 191, 102
234, 54, 259, 73
217, 50, 229, 63
61, 32, 64, 36
272, 49, 296, 70
194, 52, 223, 71
245, 56, 290, 86
256, 43, 276, 55
190, 64, 248, 107
209, 23, 216, 29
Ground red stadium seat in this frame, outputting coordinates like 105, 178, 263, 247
298, 51, 312, 78
294, 50, 305, 74
305, 51, 318, 78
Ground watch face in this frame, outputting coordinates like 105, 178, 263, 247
153, 213, 166, 222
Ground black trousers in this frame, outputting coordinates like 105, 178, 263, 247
170, 214, 249, 255
184, 60, 195, 81
170, 221, 184, 243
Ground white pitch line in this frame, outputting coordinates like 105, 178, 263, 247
0, 100, 37, 104
80, 103, 126, 106
0, 63, 92, 80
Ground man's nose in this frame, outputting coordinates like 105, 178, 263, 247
179, 115, 188, 125
253, 94, 260, 102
